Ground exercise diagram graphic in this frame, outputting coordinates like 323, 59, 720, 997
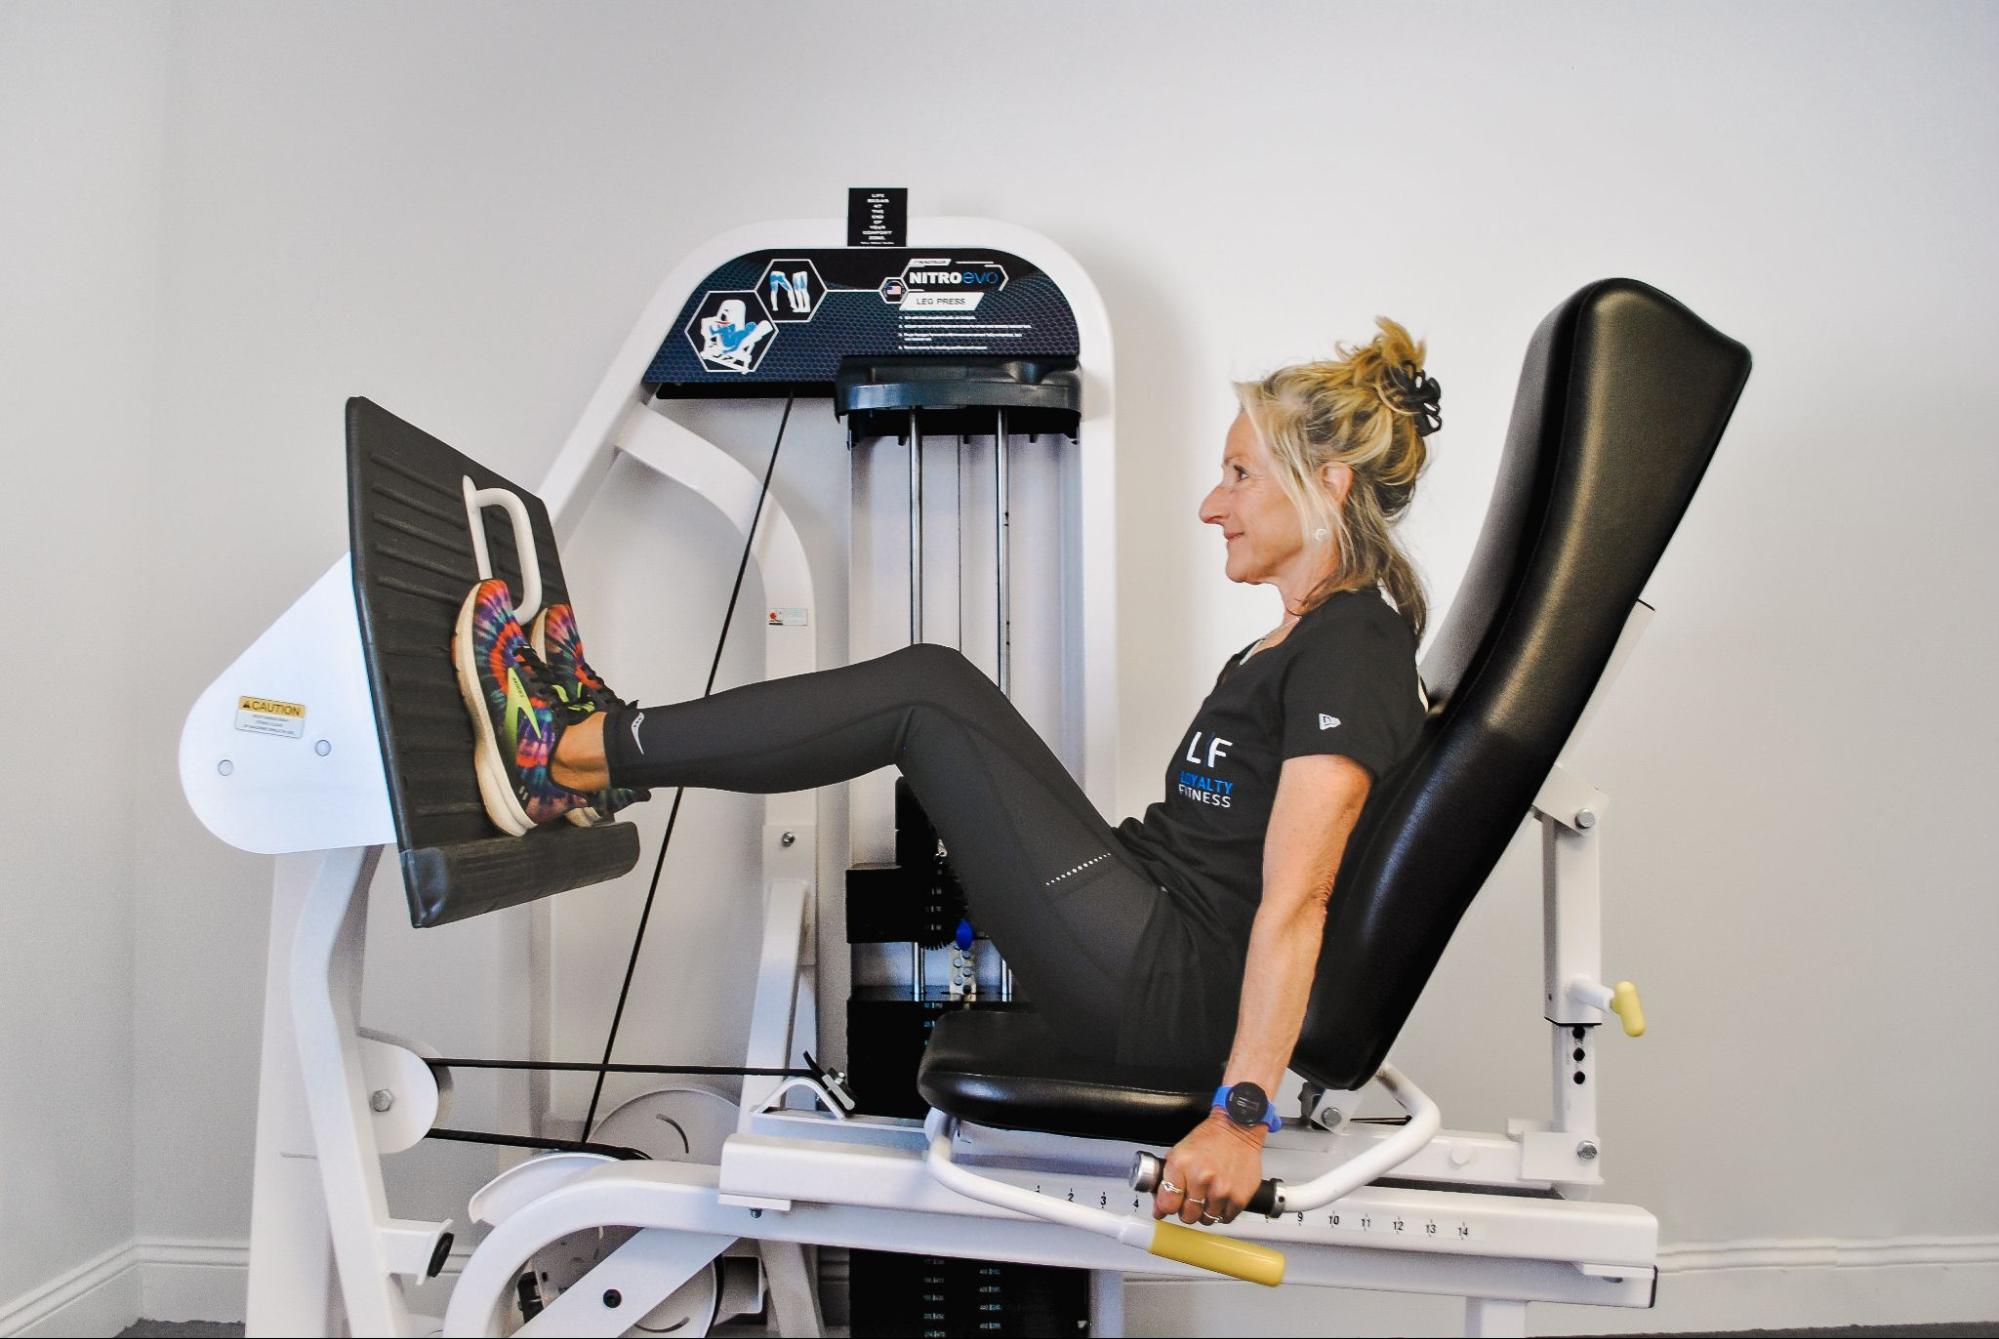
686, 291, 778, 373
757, 258, 825, 323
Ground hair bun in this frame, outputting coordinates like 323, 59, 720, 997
1382, 360, 1444, 437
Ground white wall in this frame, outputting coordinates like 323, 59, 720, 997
0, 2, 166, 1331
9, 0, 1999, 1332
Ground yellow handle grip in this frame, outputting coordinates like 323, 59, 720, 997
1148, 1220, 1286, 1287
1611, 980, 1646, 1037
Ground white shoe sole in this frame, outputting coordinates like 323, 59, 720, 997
453, 588, 536, 838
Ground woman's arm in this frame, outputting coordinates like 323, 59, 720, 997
1151, 753, 1373, 1223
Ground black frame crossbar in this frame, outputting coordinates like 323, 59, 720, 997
834, 355, 1081, 438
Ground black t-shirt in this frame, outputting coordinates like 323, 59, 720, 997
1112, 587, 1427, 1069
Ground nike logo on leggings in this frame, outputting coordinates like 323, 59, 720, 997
629, 710, 646, 755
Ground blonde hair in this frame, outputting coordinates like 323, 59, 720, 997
1234, 315, 1437, 640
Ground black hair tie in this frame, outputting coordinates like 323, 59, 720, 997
1383, 360, 1444, 438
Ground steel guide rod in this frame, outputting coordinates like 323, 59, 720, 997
995, 410, 1011, 699
995, 409, 1014, 1003
909, 407, 924, 646
909, 407, 924, 1003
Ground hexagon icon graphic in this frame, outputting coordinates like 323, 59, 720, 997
685, 290, 779, 374
878, 276, 908, 305
756, 258, 825, 323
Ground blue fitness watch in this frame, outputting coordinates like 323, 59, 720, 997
1212, 1082, 1282, 1133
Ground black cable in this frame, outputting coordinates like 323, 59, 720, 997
583, 397, 795, 1134
428, 1058, 806, 1077
426, 1128, 650, 1161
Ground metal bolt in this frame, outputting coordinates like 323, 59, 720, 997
370, 1089, 394, 1113
315, 739, 332, 756
1575, 809, 1597, 830
1321, 1109, 1342, 1128
780, 831, 797, 847
1576, 1140, 1599, 1162
749, 1208, 763, 1219
217, 759, 234, 776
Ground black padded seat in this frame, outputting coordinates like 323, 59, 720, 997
916, 1010, 1216, 1145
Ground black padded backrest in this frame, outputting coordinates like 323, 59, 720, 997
1293, 279, 1751, 1090
348, 397, 639, 927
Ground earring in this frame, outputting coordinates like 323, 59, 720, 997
1313, 526, 1331, 543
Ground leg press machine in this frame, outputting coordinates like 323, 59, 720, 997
179, 213, 1750, 1336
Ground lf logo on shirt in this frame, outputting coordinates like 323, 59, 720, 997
1184, 732, 1231, 767
1177, 731, 1235, 808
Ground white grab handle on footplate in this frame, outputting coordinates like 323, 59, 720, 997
462, 476, 543, 626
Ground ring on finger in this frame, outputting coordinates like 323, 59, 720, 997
1200, 1213, 1221, 1224
1159, 1180, 1182, 1196
1185, 1196, 1206, 1207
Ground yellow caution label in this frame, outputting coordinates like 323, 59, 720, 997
236, 695, 308, 738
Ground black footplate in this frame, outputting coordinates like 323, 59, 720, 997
346, 397, 638, 927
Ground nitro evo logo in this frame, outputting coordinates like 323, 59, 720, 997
901, 257, 1009, 290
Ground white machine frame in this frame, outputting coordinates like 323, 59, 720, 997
182, 216, 1658, 1338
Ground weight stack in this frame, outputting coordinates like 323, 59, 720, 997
848, 1249, 1090, 1337
846, 778, 997, 1117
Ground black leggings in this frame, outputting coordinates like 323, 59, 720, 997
600, 642, 1164, 1062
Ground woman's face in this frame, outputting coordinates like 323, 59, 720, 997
1200, 411, 1310, 590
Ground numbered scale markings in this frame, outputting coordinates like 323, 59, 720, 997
1021, 1175, 1482, 1253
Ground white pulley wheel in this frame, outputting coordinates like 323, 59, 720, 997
526, 1087, 744, 1336
591, 1085, 740, 1163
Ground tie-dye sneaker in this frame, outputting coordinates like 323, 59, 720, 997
451, 578, 596, 836
530, 602, 651, 826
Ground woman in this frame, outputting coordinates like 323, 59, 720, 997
453, 316, 1439, 1229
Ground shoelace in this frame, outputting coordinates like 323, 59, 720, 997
572, 654, 644, 803
516, 642, 634, 812
571, 652, 634, 715
510, 644, 597, 726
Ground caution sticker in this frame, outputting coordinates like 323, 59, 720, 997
767, 607, 810, 627
236, 695, 307, 738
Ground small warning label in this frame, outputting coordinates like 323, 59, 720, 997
767, 607, 811, 627
236, 695, 307, 738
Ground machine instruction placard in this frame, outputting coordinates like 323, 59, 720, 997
649, 248, 1080, 387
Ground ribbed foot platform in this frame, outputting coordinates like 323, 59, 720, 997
348, 396, 639, 927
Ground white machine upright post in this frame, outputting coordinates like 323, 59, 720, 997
244, 853, 350, 1335
247, 845, 456, 1336
1522, 599, 1653, 1188
1543, 786, 1606, 1142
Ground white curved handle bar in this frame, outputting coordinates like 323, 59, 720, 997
1274, 1063, 1440, 1213
461, 475, 543, 626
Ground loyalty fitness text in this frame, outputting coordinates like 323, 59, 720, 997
1177, 731, 1235, 808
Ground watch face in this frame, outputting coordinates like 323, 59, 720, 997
1226, 1082, 1267, 1126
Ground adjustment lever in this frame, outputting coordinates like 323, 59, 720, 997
1131, 1150, 1282, 1217
1566, 977, 1646, 1037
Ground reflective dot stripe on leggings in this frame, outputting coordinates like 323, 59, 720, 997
1043, 851, 1112, 887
